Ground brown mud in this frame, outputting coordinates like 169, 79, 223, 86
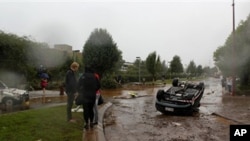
103, 78, 250, 141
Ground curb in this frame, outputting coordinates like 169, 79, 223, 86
96, 102, 112, 141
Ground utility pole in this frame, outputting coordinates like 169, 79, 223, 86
232, 0, 236, 96
136, 57, 141, 83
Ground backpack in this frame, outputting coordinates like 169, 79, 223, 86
77, 72, 100, 96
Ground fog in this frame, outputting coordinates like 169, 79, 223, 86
0, 0, 250, 67
26, 46, 68, 68
0, 70, 26, 88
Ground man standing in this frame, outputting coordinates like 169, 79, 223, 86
65, 62, 79, 122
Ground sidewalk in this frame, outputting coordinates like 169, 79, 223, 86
82, 102, 112, 141
29, 90, 63, 98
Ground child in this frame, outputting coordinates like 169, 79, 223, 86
40, 78, 48, 103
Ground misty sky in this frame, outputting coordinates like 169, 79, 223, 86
0, 0, 250, 67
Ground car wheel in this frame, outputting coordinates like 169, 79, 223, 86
4, 99, 14, 111
172, 78, 179, 86
5, 99, 14, 106
156, 90, 165, 101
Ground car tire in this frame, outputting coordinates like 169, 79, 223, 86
156, 90, 165, 101
172, 78, 179, 87
4, 99, 14, 111
5, 99, 13, 106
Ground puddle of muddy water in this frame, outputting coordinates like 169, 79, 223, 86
200, 78, 224, 114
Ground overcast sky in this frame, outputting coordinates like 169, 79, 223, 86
0, 0, 250, 67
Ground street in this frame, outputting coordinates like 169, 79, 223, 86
103, 77, 250, 141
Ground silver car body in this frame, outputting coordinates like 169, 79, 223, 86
0, 80, 29, 107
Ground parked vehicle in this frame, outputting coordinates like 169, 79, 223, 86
0, 80, 30, 111
155, 78, 205, 114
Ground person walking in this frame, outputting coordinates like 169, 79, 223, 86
40, 77, 48, 103
77, 67, 100, 129
93, 73, 101, 125
226, 76, 232, 94
65, 62, 79, 122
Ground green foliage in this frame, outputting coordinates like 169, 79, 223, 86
213, 14, 250, 86
119, 62, 143, 83
169, 55, 184, 74
186, 60, 196, 76
0, 30, 82, 89
101, 74, 118, 89
146, 51, 157, 81
155, 56, 162, 78
83, 28, 122, 77
0, 31, 29, 74
185, 61, 204, 78
0, 105, 83, 141
160, 60, 168, 77
196, 65, 203, 76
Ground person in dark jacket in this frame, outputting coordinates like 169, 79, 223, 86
65, 62, 79, 122
77, 67, 100, 129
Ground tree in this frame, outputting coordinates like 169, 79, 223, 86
145, 51, 169, 81
146, 51, 157, 82
214, 14, 250, 86
186, 60, 196, 76
83, 28, 122, 77
0, 31, 28, 74
0, 31, 72, 88
156, 56, 162, 76
170, 55, 183, 74
213, 45, 232, 76
196, 65, 203, 76
160, 60, 168, 78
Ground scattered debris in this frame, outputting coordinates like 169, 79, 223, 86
172, 122, 181, 126
128, 91, 138, 98
71, 106, 83, 112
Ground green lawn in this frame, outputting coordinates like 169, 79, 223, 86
0, 105, 84, 141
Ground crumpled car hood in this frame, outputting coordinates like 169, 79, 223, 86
2, 88, 27, 96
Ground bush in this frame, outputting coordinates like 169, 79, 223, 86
101, 74, 117, 89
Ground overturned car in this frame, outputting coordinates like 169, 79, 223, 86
0, 80, 30, 111
155, 79, 205, 114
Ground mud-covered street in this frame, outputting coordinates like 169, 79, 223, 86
103, 78, 250, 141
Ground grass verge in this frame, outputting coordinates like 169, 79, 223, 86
0, 105, 84, 141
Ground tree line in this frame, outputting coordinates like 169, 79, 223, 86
214, 14, 250, 87
83, 29, 216, 86
0, 27, 220, 89
0, 30, 75, 89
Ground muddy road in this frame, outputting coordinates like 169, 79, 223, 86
102, 78, 250, 141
